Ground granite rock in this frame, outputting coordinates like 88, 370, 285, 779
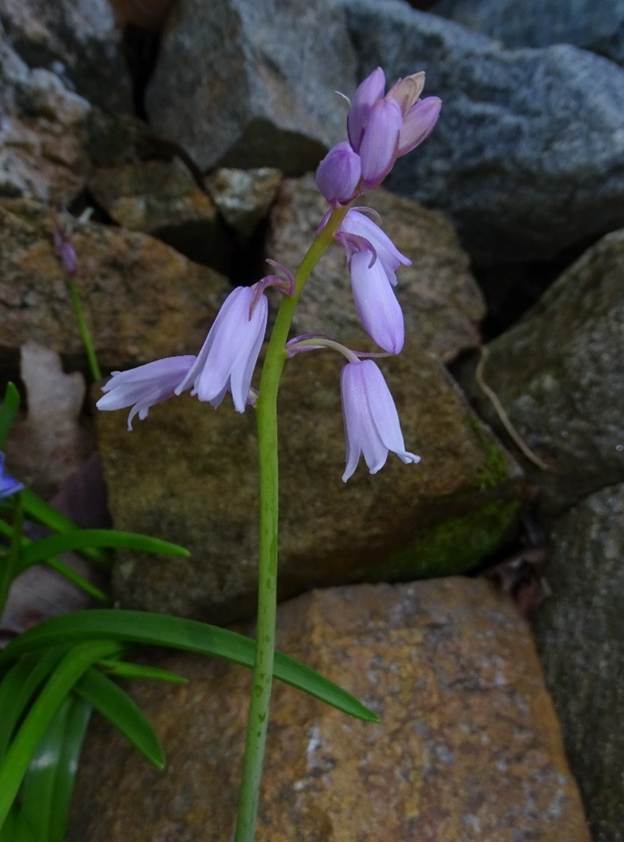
145, 0, 357, 173
434, 0, 624, 68
340, 0, 624, 263
460, 229, 624, 514
70, 579, 590, 842
206, 167, 282, 238
0, 199, 231, 370
534, 485, 624, 842
268, 175, 485, 362
97, 339, 520, 621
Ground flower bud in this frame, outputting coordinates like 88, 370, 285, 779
315, 141, 362, 205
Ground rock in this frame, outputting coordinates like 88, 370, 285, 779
340, 0, 624, 263
70, 579, 590, 842
108, 0, 176, 32
88, 158, 225, 265
97, 335, 520, 620
0, 199, 231, 370
0, 0, 131, 113
459, 229, 624, 515
534, 485, 624, 842
433, 0, 624, 68
145, 0, 357, 173
0, 30, 91, 204
268, 175, 485, 362
206, 167, 282, 238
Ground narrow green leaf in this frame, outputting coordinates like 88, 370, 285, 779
20, 490, 106, 565
0, 650, 66, 756
98, 659, 187, 685
18, 530, 189, 572
0, 640, 120, 828
0, 611, 379, 723
0, 383, 20, 449
19, 699, 71, 842
0, 808, 36, 842
75, 668, 165, 768
48, 697, 92, 842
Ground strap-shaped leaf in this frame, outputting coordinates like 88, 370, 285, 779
20, 490, 106, 565
0, 808, 35, 842
0, 610, 378, 723
0, 640, 120, 828
98, 658, 187, 685
75, 668, 164, 768
0, 383, 20, 449
18, 529, 189, 571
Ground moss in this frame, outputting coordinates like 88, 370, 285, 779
372, 498, 521, 581
468, 416, 511, 490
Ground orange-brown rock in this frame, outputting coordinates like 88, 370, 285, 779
70, 579, 590, 842
0, 199, 231, 370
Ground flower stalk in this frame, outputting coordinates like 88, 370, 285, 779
234, 204, 348, 841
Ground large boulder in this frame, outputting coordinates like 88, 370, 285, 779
0, 0, 132, 113
0, 199, 231, 370
268, 175, 485, 362
534, 485, 624, 842
0, 30, 91, 204
459, 229, 624, 515
70, 579, 590, 841
433, 0, 624, 68
97, 339, 520, 621
340, 0, 624, 263
145, 0, 357, 173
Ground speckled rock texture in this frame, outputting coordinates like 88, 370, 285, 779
97, 340, 520, 621
70, 579, 591, 842
434, 0, 624, 68
0, 199, 231, 369
0, 29, 91, 204
0, 0, 132, 112
145, 0, 357, 173
206, 167, 282, 237
340, 0, 624, 263
268, 175, 485, 363
460, 229, 624, 515
534, 485, 624, 842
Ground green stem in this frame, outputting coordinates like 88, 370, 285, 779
0, 493, 23, 621
234, 205, 348, 841
67, 279, 102, 381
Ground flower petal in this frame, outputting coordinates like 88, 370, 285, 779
360, 360, 420, 464
397, 96, 441, 157
359, 98, 402, 188
347, 66, 386, 152
342, 210, 410, 285
315, 141, 362, 205
350, 250, 405, 354
387, 71, 426, 116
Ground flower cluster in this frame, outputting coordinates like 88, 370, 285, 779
98, 68, 440, 481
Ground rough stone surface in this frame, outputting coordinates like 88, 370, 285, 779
0, 199, 231, 370
268, 175, 485, 362
0, 30, 91, 204
97, 339, 520, 621
534, 485, 624, 842
460, 229, 624, 515
145, 0, 357, 173
434, 0, 624, 68
340, 0, 624, 263
88, 159, 223, 264
0, 0, 132, 112
206, 167, 282, 237
70, 579, 590, 842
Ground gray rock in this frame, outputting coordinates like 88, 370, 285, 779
534, 485, 624, 842
145, 0, 357, 173
206, 167, 282, 237
70, 579, 590, 842
460, 229, 624, 515
340, 0, 624, 262
0, 0, 132, 113
0, 29, 91, 204
434, 0, 624, 68
98, 338, 520, 621
268, 175, 485, 362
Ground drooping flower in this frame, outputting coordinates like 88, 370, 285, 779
315, 141, 362, 206
340, 209, 411, 286
97, 356, 196, 430
340, 359, 420, 482
0, 453, 23, 499
176, 285, 268, 413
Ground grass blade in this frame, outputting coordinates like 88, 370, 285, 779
18, 530, 189, 571
0, 808, 35, 842
48, 696, 92, 842
75, 668, 165, 768
0, 611, 378, 723
98, 659, 187, 684
0, 640, 120, 828
20, 491, 106, 565
0, 383, 20, 449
